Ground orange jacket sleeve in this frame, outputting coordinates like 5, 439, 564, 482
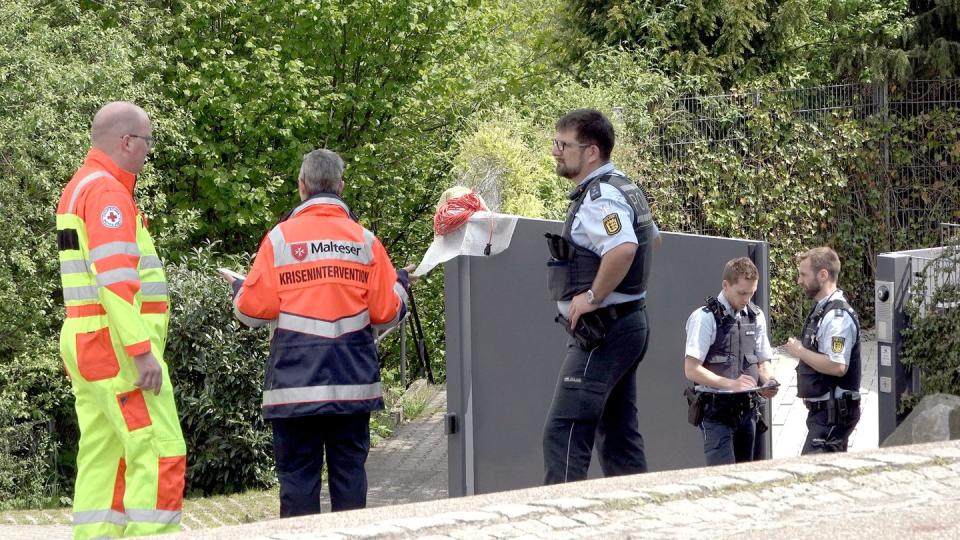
234, 232, 281, 327
367, 236, 407, 327
85, 183, 151, 356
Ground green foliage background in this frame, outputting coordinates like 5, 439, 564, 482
0, 0, 189, 508
1, 0, 959, 509
899, 247, 960, 411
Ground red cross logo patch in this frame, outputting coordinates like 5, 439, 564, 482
291, 242, 308, 262
100, 206, 122, 229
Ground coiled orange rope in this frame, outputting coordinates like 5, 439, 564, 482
433, 192, 487, 235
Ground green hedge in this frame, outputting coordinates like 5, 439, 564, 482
164, 247, 276, 496
900, 247, 960, 411
0, 336, 73, 510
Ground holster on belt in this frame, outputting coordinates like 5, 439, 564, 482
554, 312, 606, 350
683, 387, 704, 427
755, 412, 769, 434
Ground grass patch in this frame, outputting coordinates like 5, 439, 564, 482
402, 393, 429, 420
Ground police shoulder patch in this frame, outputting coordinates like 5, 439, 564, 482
602, 213, 622, 235
831, 336, 845, 353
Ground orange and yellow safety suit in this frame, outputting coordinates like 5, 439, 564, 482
57, 147, 186, 539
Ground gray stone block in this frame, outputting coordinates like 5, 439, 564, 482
882, 393, 960, 447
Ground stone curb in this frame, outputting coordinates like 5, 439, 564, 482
164, 439, 960, 539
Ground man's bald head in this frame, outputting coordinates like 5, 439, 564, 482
91, 102, 148, 145
91, 101, 152, 174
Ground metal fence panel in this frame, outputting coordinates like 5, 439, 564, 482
445, 217, 770, 496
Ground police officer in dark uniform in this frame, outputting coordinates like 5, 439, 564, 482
784, 247, 861, 454
683, 257, 779, 466
542, 108, 659, 484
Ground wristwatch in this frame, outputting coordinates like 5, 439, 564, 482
586, 289, 601, 305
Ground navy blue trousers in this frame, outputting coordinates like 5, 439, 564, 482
802, 404, 861, 454
542, 308, 649, 484
271, 413, 371, 517
700, 408, 758, 466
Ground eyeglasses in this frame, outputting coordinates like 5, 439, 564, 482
127, 134, 155, 149
553, 139, 589, 152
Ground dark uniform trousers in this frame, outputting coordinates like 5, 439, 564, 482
700, 399, 758, 465
543, 307, 649, 484
801, 399, 861, 454
271, 412, 371, 516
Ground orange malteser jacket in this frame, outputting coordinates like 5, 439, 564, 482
233, 194, 408, 418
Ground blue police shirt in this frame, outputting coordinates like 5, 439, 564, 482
806, 289, 860, 400
558, 162, 659, 314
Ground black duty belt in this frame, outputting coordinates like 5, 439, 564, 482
595, 299, 645, 321
805, 393, 859, 411
699, 391, 755, 407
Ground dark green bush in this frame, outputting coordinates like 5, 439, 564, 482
164, 246, 275, 496
0, 335, 74, 510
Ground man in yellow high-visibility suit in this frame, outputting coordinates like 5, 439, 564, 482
57, 101, 186, 539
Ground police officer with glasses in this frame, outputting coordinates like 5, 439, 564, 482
542, 108, 659, 484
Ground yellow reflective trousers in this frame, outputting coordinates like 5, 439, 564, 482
58, 157, 186, 539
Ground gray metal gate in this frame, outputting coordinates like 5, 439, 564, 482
444, 217, 770, 496
876, 237, 960, 442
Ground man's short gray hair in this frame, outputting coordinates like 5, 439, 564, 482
300, 149, 344, 195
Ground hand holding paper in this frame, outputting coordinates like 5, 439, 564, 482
216, 267, 245, 284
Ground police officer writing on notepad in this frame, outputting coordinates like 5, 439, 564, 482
683, 257, 778, 466
783, 247, 861, 454
542, 108, 659, 484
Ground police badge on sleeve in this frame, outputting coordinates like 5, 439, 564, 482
831, 336, 845, 353
602, 213, 622, 235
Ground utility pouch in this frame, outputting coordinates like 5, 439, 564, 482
756, 415, 769, 435
826, 396, 838, 425
837, 394, 849, 422
555, 312, 606, 350
683, 387, 704, 427
545, 233, 574, 301
544, 233, 571, 260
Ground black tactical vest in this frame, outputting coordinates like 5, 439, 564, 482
547, 173, 654, 301
796, 296, 861, 398
702, 297, 761, 381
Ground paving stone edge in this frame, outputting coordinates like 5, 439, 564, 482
309, 441, 960, 540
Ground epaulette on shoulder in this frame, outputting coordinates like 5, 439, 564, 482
589, 183, 602, 201
821, 298, 860, 328
704, 296, 724, 324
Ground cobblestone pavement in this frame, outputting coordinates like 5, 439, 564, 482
167, 440, 960, 539
360, 386, 447, 509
